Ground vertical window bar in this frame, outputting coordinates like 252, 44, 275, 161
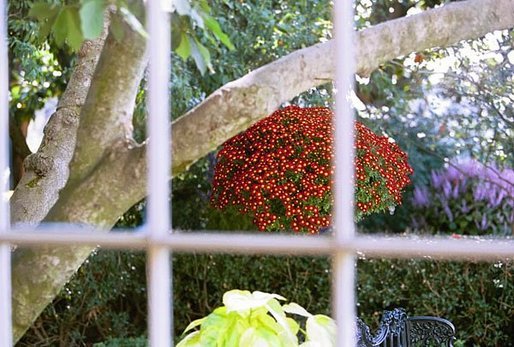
146, 0, 172, 346
333, 0, 357, 346
0, 0, 12, 346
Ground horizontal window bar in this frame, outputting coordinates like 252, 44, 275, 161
2, 229, 512, 261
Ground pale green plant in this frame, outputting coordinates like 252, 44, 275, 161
177, 289, 336, 347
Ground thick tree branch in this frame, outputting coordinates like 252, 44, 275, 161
11, 12, 147, 342
9, 18, 109, 225
168, 0, 514, 175
11, 145, 147, 342
66, 14, 147, 188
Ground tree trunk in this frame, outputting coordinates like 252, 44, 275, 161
11, 11, 147, 341
9, 21, 109, 226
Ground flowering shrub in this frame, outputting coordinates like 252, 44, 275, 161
411, 159, 514, 235
211, 106, 413, 233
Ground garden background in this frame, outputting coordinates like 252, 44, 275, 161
7, 0, 513, 345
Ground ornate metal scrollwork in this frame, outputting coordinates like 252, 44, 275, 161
407, 317, 456, 347
356, 309, 455, 347
356, 308, 407, 346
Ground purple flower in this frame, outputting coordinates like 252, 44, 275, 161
442, 201, 454, 222
417, 158, 514, 234
413, 186, 430, 207
431, 171, 443, 189
489, 189, 506, 208
452, 183, 460, 199
445, 165, 461, 182
460, 200, 470, 214
442, 181, 452, 199
473, 184, 487, 201
458, 159, 481, 176
475, 214, 489, 231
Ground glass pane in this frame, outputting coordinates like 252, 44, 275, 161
171, 0, 334, 236
172, 253, 332, 344
15, 248, 148, 346
356, 258, 514, 346
355, 0, 514, 238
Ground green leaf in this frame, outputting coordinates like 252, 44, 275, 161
224, 318, 248, 346
216, 313, 248, 346
283, 303, 313, 318
190, 9, 204, 29
29, 3, 59, 20
29, 3, 60, 39
305, 315, 337, 347
254, 312, 282, 333
202, 14, 235, 50
175, 33, 192, 61
53, 6, 84, 51
194, 38, 212, 72
240, 326, 282, 347
189, 38, 206, 75
198, 307, 230, 345
266, 299, 298, 345
80, 0, 106, 40
182, 317, 206, 334
223, 290, 286, 313
176, 331, 202, 347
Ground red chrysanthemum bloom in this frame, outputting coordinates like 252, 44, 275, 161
211, 106, 413, 233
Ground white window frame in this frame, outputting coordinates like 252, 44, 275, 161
1, 1, 513, 346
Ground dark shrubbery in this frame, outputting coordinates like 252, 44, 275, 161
17, 251, 148, 346
19, 249, 513, 346
19, 154, 514, 346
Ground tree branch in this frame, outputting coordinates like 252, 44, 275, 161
168, 0, 514, 175
12, 8, 148, 341
66, 13, 147, 188
9, 16, 110, 225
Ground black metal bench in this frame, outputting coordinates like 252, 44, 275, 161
356, 308, 456, 347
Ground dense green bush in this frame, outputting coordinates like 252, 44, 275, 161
357, 258, 513, 346
19, 249, 513, 346
94, 337, 148, 347
174, 254, 514, 346
17, 250, 148, 346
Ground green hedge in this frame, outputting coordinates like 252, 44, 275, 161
18, 250, 513, 346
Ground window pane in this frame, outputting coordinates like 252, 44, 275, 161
172, 253, 332, 344
356, 258, 514, 345
15, 249, 148, 346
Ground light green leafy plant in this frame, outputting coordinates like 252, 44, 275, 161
177, 289, 336, 347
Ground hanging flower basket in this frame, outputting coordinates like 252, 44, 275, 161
211, 106, 413, 233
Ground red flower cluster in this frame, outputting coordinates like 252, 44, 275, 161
211, 106, 413, 233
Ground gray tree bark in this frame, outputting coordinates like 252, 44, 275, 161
11, 12, 147, 341
10, 27, 108, 225
9, 0, 514, 342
